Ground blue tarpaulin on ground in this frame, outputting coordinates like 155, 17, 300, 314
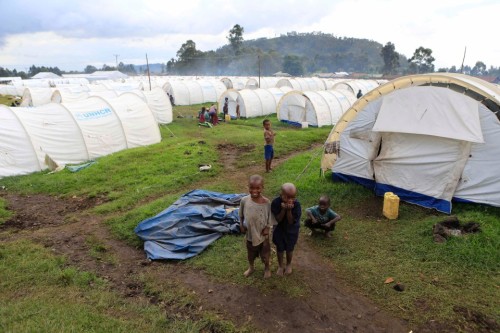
134, 190, 246, 260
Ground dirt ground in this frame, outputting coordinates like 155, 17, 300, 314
1, 145, 494, 333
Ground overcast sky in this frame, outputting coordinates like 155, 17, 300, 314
0, 0, 498, 71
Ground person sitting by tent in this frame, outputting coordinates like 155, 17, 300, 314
356, 89, 363, 99
209, 104, 219, 125
304, 195, 342, 238
199, 106, 207, 123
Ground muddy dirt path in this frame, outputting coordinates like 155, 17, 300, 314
0, 144, 410, 333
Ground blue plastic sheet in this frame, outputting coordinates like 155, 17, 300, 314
134, 190, 246, 260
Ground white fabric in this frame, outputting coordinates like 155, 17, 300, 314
142, 88, 173, 124
63, 97, 127, 158
333, 99, 382, 179
277, 90, 355, 127
14, 104, 89, 166
105, 94, 161, 148
454, 104, 500, 206
374, 132, 471, 201
373, 87, 483, 143
20, 88, 55, 106
0, 106, 42, 177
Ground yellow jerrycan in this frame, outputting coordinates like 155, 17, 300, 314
225, 114, 231, 122
383, 192, 400, 220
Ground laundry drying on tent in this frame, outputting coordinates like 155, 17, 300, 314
322, 73, 500, 213
134, 190, 245, 260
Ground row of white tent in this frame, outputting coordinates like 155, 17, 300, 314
0, 93, 167, 178
217, 80, 381, 127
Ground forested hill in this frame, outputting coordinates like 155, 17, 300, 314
168, 32, 408, 76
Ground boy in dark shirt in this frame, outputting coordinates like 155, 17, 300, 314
305, 195, 342, 238
271, 183, 301, 276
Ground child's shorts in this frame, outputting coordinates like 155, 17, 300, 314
246, 239, 270, 263
264, 145, 274, 160
272, 229, 298, 252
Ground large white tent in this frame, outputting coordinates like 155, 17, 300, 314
218, 87, 292, 118
0, 95, 161, 178
277, 90, 356, 127
322, 73, 500, 213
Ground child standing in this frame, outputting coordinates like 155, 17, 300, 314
271, 183, 301, 276
304, 195, 342, 238
263, 119, 276, 173
239, 175, 275, 279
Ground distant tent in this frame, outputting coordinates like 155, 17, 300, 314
273, 71, 291, 77
322, 73, 500, 213
32, 72, 61, 79
218, 87, 292, 118
163, 80, 226, 105
277, 77, 326, 91
277, 89, 356, 127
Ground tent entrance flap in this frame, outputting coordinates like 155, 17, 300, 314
373, 132, 472, 213
372, 86, 483, 143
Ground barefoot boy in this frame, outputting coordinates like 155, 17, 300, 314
271, 183, 301, 276
304, 195, 342, 238
263, 119, 276, 173
239, 175, 275, 279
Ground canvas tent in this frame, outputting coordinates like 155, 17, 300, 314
277, 77, 326, 91
332, 80, 380, 97
218, 87, 292, 118
277, 89, 356, 127
321, 73, 500, 213
0, 95, 161, 178
163, 80, 226, 105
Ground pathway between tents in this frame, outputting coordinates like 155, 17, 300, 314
0, 144, 411, 332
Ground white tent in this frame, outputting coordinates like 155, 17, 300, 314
277, 77, 326, 91
322, 73, 500, 213
332, 79, 380, 97
245, 77, 280, 89
20, 87, 55, 107
218, 87, 292, 118
0, 95, 162, 178
277, 90, 356, 127
104, 94, 161, 148
141, 87, 173, 124
163, 80, 226, 105
220, 77, 248, 90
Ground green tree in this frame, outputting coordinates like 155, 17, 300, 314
84, 65, 97, 74
282, 55, 304, 76
227, 24, 244, 55
408, 47, 435, 74
380, 42, 400, 74
471, 61, 487, 75
176, 40, 202, 62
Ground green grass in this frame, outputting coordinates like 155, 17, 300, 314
0, 240, 253, 333
0, 197, 12, 225
0, 94, 16, 106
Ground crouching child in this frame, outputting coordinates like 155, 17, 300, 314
304, 195, 342, 238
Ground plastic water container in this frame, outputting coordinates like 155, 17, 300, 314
225, 114, 231, 122
301, 122, 309, 128
383, 192, 400, 220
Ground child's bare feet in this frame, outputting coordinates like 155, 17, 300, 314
244, 267, 255, 277
276, 267, 284, 276
263, 269, 271, 279
285, 264, 293, 275
325, 231, 332, 238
